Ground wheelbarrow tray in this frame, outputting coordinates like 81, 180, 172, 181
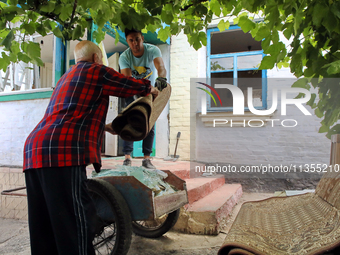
93, 170, 188, 221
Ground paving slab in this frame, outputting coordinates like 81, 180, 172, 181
0, 193, 274, 254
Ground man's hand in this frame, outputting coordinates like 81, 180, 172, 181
104, 123, 117, 135
155, 77, 167, 91
150, 86, 159, 101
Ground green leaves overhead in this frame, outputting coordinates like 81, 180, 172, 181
1, 0, 340, 137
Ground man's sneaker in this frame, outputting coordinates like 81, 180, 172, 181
123, 158, 131, 166
142, 158, 156, 169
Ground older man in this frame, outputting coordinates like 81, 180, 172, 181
23, 40, 158, 255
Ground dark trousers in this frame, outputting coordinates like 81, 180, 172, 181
122, 96, 155, 156
25, 166, 96, 255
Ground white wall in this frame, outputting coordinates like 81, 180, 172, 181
0, 98, 50, 166
169, 31, 330, 166
195, 76, 330, 165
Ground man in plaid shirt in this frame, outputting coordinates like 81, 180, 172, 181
23, 40, 159, 255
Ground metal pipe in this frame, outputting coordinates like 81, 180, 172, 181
1, 186, 27, 197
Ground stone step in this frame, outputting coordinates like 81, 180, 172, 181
173, 184, 243, 235
185, 175, 225, 204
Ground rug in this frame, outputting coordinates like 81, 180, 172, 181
109, 83, 171, 141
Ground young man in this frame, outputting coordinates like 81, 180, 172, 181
119, 28, 168, 169
23, 40, 158, 255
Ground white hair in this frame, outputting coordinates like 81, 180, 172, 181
74, 41, 101, 62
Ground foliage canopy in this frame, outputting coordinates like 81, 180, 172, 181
1, 0, 340, 137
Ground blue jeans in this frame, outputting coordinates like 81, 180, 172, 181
122, 96, 155, 157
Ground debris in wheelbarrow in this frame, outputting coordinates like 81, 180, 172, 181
92, 166, 178, 197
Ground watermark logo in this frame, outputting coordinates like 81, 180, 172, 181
197, 81, 312, 128
196, 82, 223, 108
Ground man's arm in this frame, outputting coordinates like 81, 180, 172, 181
121, 68, 132, 77
121, 67, 159, 99
154, 57, 166, 78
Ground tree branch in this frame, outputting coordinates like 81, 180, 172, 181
180, 0, 209, 11
67, 0, 78, 29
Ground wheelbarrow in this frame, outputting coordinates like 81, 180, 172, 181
87, 168, 188, 255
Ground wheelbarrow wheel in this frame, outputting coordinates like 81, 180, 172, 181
87, 179, 132, 255
132, 209, 180, 238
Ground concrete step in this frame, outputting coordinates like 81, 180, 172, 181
173, 184, 243, 235
185, 175, 225, 204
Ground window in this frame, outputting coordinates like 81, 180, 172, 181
207, 26, 267, 111
0, 33, 55, 93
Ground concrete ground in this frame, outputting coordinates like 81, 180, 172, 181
0, 192, 273, 255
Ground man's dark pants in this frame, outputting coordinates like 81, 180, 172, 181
122, 96, 155, 156
25, 165, 96, 255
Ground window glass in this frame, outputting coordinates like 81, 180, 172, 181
237, 54, 262, 70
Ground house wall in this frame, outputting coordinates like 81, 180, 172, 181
169, 31, 330, 165
169, 33, 206, 160
155, 44, 170, 158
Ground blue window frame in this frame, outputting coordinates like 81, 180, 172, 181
206, 25, 267, 112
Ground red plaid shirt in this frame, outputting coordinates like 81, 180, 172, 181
23, 61, 151, 171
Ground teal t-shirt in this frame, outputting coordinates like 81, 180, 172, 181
119, 43, 162, 80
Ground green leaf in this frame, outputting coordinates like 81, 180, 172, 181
8, 0, 18, 5
291, 78, 309, 89
319, 124, 329, 133
40, 1, 56, 13
151, 6, 162, 16
238, 16, 255, 33
93, 30, 105, 44
290, 53, 303, 77
72, 25, 83, 40
324, 60, 340, 75
259, 55, 276, 70
1, 5, 21, 15
217, 19, 229, 32
161, 10, 173, 25
314, 108, 323, 118
158, 26, 171, 42
10, 15, 22, 23
0, 30, 15, 50
31, 57, 44, 66
255, 25, 271, 41
59, 5, 73, 22
326, 124, 340, 139
170, 22, 180, 35
183, 24, 193, 35
194, 4, 208, 16
52, 26, 64, 39
283, 23, 293, 40
36, 23, 47, 36
261, 37, 271, 51
293, 8, 304, 35
307, 93, 316, 107
199, 31, 207, 46
25, 41, 41, 59
322, 11, 338, 33
312, 3, 328, 26
210, 0, 221, 17
263, 42, 284, 56
21, 23, 36, 35
11, 41, 20, 55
